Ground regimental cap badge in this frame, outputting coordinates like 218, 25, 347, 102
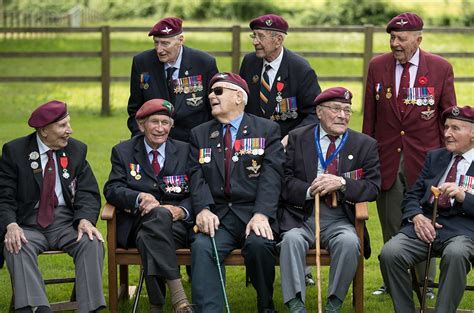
265, 19, 273, 26
396, 19, 408, 27
218, 73, 228, 79
162, 100, 174, 114
344, 90, 350, 100
452, 106, 460, 116
161, 26, 172, 34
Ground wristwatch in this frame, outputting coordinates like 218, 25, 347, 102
339, 177, 347, 192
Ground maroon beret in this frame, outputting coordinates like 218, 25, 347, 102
314, 87, 352, 106
148, 17, 183, 37
442, 105, 474, 124
28, 100, 68, 128
209, 72, 249, 96
135, 99, 174, 120
250, 14, 288, 34
386, 13, 424, 33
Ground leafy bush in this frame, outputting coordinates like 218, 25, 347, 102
301, 0, 402, 26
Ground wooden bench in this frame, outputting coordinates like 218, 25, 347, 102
101, 202, 368, 313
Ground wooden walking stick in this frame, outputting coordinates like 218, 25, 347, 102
314, 193, 323, 313
420, 186, 441, 313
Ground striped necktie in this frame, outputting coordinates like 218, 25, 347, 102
259, 64, 272, 109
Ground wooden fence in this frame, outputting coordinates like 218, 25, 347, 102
0, 25, 473, 116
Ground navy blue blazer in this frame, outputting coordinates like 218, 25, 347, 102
239, 48, 321, 138
188, 113, 285, 232
127, 46, 218, 141
279, 124, 381, 258
401, 148, 474, 242
104, 135, 194, 248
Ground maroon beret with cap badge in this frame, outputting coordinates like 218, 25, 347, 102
249, 14, 288, 34
28, 100, 68, 128
209, 72, 250, 96
135, 99, 175, 120
386, 12, 424, 33
148, 17, 183, 37
314, 87, 352, 106
442, 105, 474, 124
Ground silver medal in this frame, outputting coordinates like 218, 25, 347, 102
31, 161, 39, 169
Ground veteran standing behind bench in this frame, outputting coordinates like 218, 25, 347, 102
0, 100, 105, 313
239, 14, 321, 142
104, 99, 194, 313
362, 12, 456, 295
188, 72, 285, 313
127, 17, 218, 141
279, 88, 381, 313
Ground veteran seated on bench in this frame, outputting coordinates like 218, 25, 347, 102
0, 100, 105, 313
104, 99, 194, 313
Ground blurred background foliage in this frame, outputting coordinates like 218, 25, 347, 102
3, 0, 474, 26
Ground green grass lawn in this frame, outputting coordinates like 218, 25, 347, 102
0, 24, 473, 311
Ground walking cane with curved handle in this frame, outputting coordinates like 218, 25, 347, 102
420, 186, 441, 313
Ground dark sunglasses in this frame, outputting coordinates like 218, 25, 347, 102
209, 86, 239, 95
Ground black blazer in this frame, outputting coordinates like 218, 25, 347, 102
400, 148, 474, 242
104, 135, 193, 248
279, 125, 381, 258
0, 133, 101, 267
239, 48, 321, 138
188, 113, 285, 232
127, 46, 219, 141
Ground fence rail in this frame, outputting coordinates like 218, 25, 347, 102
0, 25, 473, 116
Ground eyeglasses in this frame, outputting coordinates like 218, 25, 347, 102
209, 86, 239, 95
249, 33, 268, 42
319, 104, 353, 116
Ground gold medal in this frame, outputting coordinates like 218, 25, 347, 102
143, 83, 149, 90
130, 170, 137, 177
199, 157, 204, 164
386, 88, 392, 99
135, 174, 142, 180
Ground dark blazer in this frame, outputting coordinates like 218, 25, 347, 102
104, 135, 193, 248
363, 49, 456, 191
188, 113, 285, 231
127, 46, 219, 141
239, 48, 321, 138
279, 125, 381, 258
400, 148, 474, 242
0, 133, 101, 267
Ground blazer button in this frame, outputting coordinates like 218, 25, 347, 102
220, 187, 224, 191
228, 202, 232, 207
400, 130, 405, 136
397, 148, 402, 153
153, 183, 157, 187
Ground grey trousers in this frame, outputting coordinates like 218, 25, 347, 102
4, 206, 105, 312
278, 212, 360, 305
377, 154, 436, 282
380, 233, 473, 313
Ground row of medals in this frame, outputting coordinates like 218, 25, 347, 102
405, 95, 435, 106
271, 110, 298, 121
198, 148, 265, 164
174, 83, 203, 94
130, 170, 142, 180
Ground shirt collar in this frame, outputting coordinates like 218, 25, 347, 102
164, 45, 183, 70
318, 126, 339, 141
263, 48, 284, 71
460, 148, 474, 164
144, 138, 166, 157
36, 133, 52, 155
397, 48, 420, 67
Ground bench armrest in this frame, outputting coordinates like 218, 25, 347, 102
355, 202, 368, 221
101, 203, 116, 221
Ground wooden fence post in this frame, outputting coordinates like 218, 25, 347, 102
231, 25, 241, 73
101, 25, 111, 116
362, 24, 374, 112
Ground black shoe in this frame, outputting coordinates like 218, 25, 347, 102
305, 273, 315, 286
426, 287, 435, 300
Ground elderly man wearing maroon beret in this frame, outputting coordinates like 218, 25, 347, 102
380, 105, 474, 313
188, 72, 285, 313
127, 17, 218, 142
0, 101, 105, 312
279, 87, 381, 313
239, 14, 321, 143
104, 99, 194, 313
362, 12, 457, 296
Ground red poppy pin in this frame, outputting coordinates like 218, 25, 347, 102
418, 76, 428, 85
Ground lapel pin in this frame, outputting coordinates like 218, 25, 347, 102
348, 155, 354, 160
